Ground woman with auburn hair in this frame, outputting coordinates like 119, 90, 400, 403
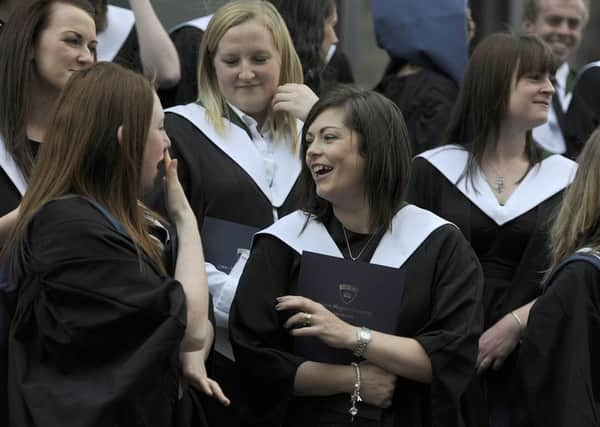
146, 1, 305, 424
517, 129, 600, 427
230, 86, 483, 426
407, 33, 577, 426
0, 0, 96, 242
6, 62, 215, 426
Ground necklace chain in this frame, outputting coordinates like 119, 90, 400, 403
341, 224, 377, 261
485, 162, 506, 194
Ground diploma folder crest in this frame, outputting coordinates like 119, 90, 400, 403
201, 216, 259, 273
293, 251, 406, 364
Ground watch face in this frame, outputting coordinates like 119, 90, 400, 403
359, 328, 371, 342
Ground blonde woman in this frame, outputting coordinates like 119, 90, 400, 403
517, 129, 600, 427
146, 1, 305, 424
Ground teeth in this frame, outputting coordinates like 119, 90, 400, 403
312, 165, 333, 174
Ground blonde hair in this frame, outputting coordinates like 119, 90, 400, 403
548, 128, 600, 273
197, 0, 303, 146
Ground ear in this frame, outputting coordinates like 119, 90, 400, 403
117, 125, 123, 145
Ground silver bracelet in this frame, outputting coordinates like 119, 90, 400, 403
510, 311, 524, 339
349, 362, 362, 421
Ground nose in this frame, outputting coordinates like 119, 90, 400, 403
542, 77, 556, 95
556, 19, 572, 35
79, 47, 95, 66
238, 60, 255, 80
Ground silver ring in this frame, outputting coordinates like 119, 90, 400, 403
302, 312, 312, 326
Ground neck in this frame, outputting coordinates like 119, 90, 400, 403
484, 124, 528, 164
27, 82, 60, 142
332, 200, 372, 234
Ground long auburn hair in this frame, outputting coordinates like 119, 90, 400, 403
299, 86, 411, 232
197, 0, 303, 146
548, 129, 600, 273
9, 62, 165, 274
446, 33, 553, 185
0, 0, 95, 181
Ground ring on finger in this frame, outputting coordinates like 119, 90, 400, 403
302, 312, 312, 327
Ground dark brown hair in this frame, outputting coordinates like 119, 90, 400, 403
10, 62, 165, 274
299, 86, 411, 232
446, 33, 554, 184
0, 0, 95, 181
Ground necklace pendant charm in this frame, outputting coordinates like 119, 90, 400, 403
495, 176, 505, 194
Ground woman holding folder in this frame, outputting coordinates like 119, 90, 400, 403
230, 86, 484, 427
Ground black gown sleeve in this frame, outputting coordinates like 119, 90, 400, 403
8, 198, 186, 427
406, 156, 440, 211
229, 235, 305, 426
113, 27, 143, 74
158, 27, 204, 108
517, 261, 600, 427
413, 225, 484, 427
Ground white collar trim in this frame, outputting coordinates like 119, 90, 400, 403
258, 205, 451, 268
417, 145, 577, 225
96, 5, 135, 62
166, 103, 301, 207
0, 135, 27, 195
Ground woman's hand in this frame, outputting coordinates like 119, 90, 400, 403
163, 149, 194, 226
359, 362, 396, 408
181, 351, 230, 406
275, 295, 355, 350
476, 313, 521, 374
272, 84, 319, 121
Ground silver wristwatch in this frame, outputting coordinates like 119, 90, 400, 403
353, 326, 372, 357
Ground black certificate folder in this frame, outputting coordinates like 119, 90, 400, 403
293, 251, 405, 364
201, 216, 259, 274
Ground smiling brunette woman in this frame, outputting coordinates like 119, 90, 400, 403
144, 1, 304, 425
407, 33, 578, 426
6, 63, 212, 427
0, 0, 97, 243
230, 86, 484, 427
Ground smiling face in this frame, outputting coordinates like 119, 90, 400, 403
213, 18, 281, 126
33, 2, 96, 93
506, 69, 555, 130
522, 0, 587, 64
304, 107, 367, 210
140, 93, 170, 194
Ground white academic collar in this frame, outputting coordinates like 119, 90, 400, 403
0, 134, 27, 195
257, 205, 452, 269
326, 44, 337, 64
554, 62, 573, 109
227, 103, 272, 138
417, 145, 577, 226
96, 5, 135, 62
169, 14, 213, 33
166, 103, 301, 208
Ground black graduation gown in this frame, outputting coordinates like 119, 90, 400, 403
97, 5, 142, 74
144, 102, 302, 426
407, 146, 576, 426
7, 197, 187, 427
375, 66, 457, 155
517, 257, 600, 427
0, 139, 39, 217
230, 207, 484, 427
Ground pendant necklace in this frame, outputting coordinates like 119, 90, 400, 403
486, 162, 506, 194
341, 223, 377, 261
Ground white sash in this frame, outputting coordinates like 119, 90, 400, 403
417, 145, 577, 225
0, 135, 27, 195
166, 103, 301, 208
97, 5, 135, 62
258, 205, 451, 269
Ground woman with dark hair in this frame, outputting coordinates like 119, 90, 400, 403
0, 0, 96, 239
517, 128, 600, 427
407, 33, 577, 426
230, 86, 484, 426
6, 62, 214, 426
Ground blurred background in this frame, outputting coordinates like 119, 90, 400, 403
113, 0, 600, 88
